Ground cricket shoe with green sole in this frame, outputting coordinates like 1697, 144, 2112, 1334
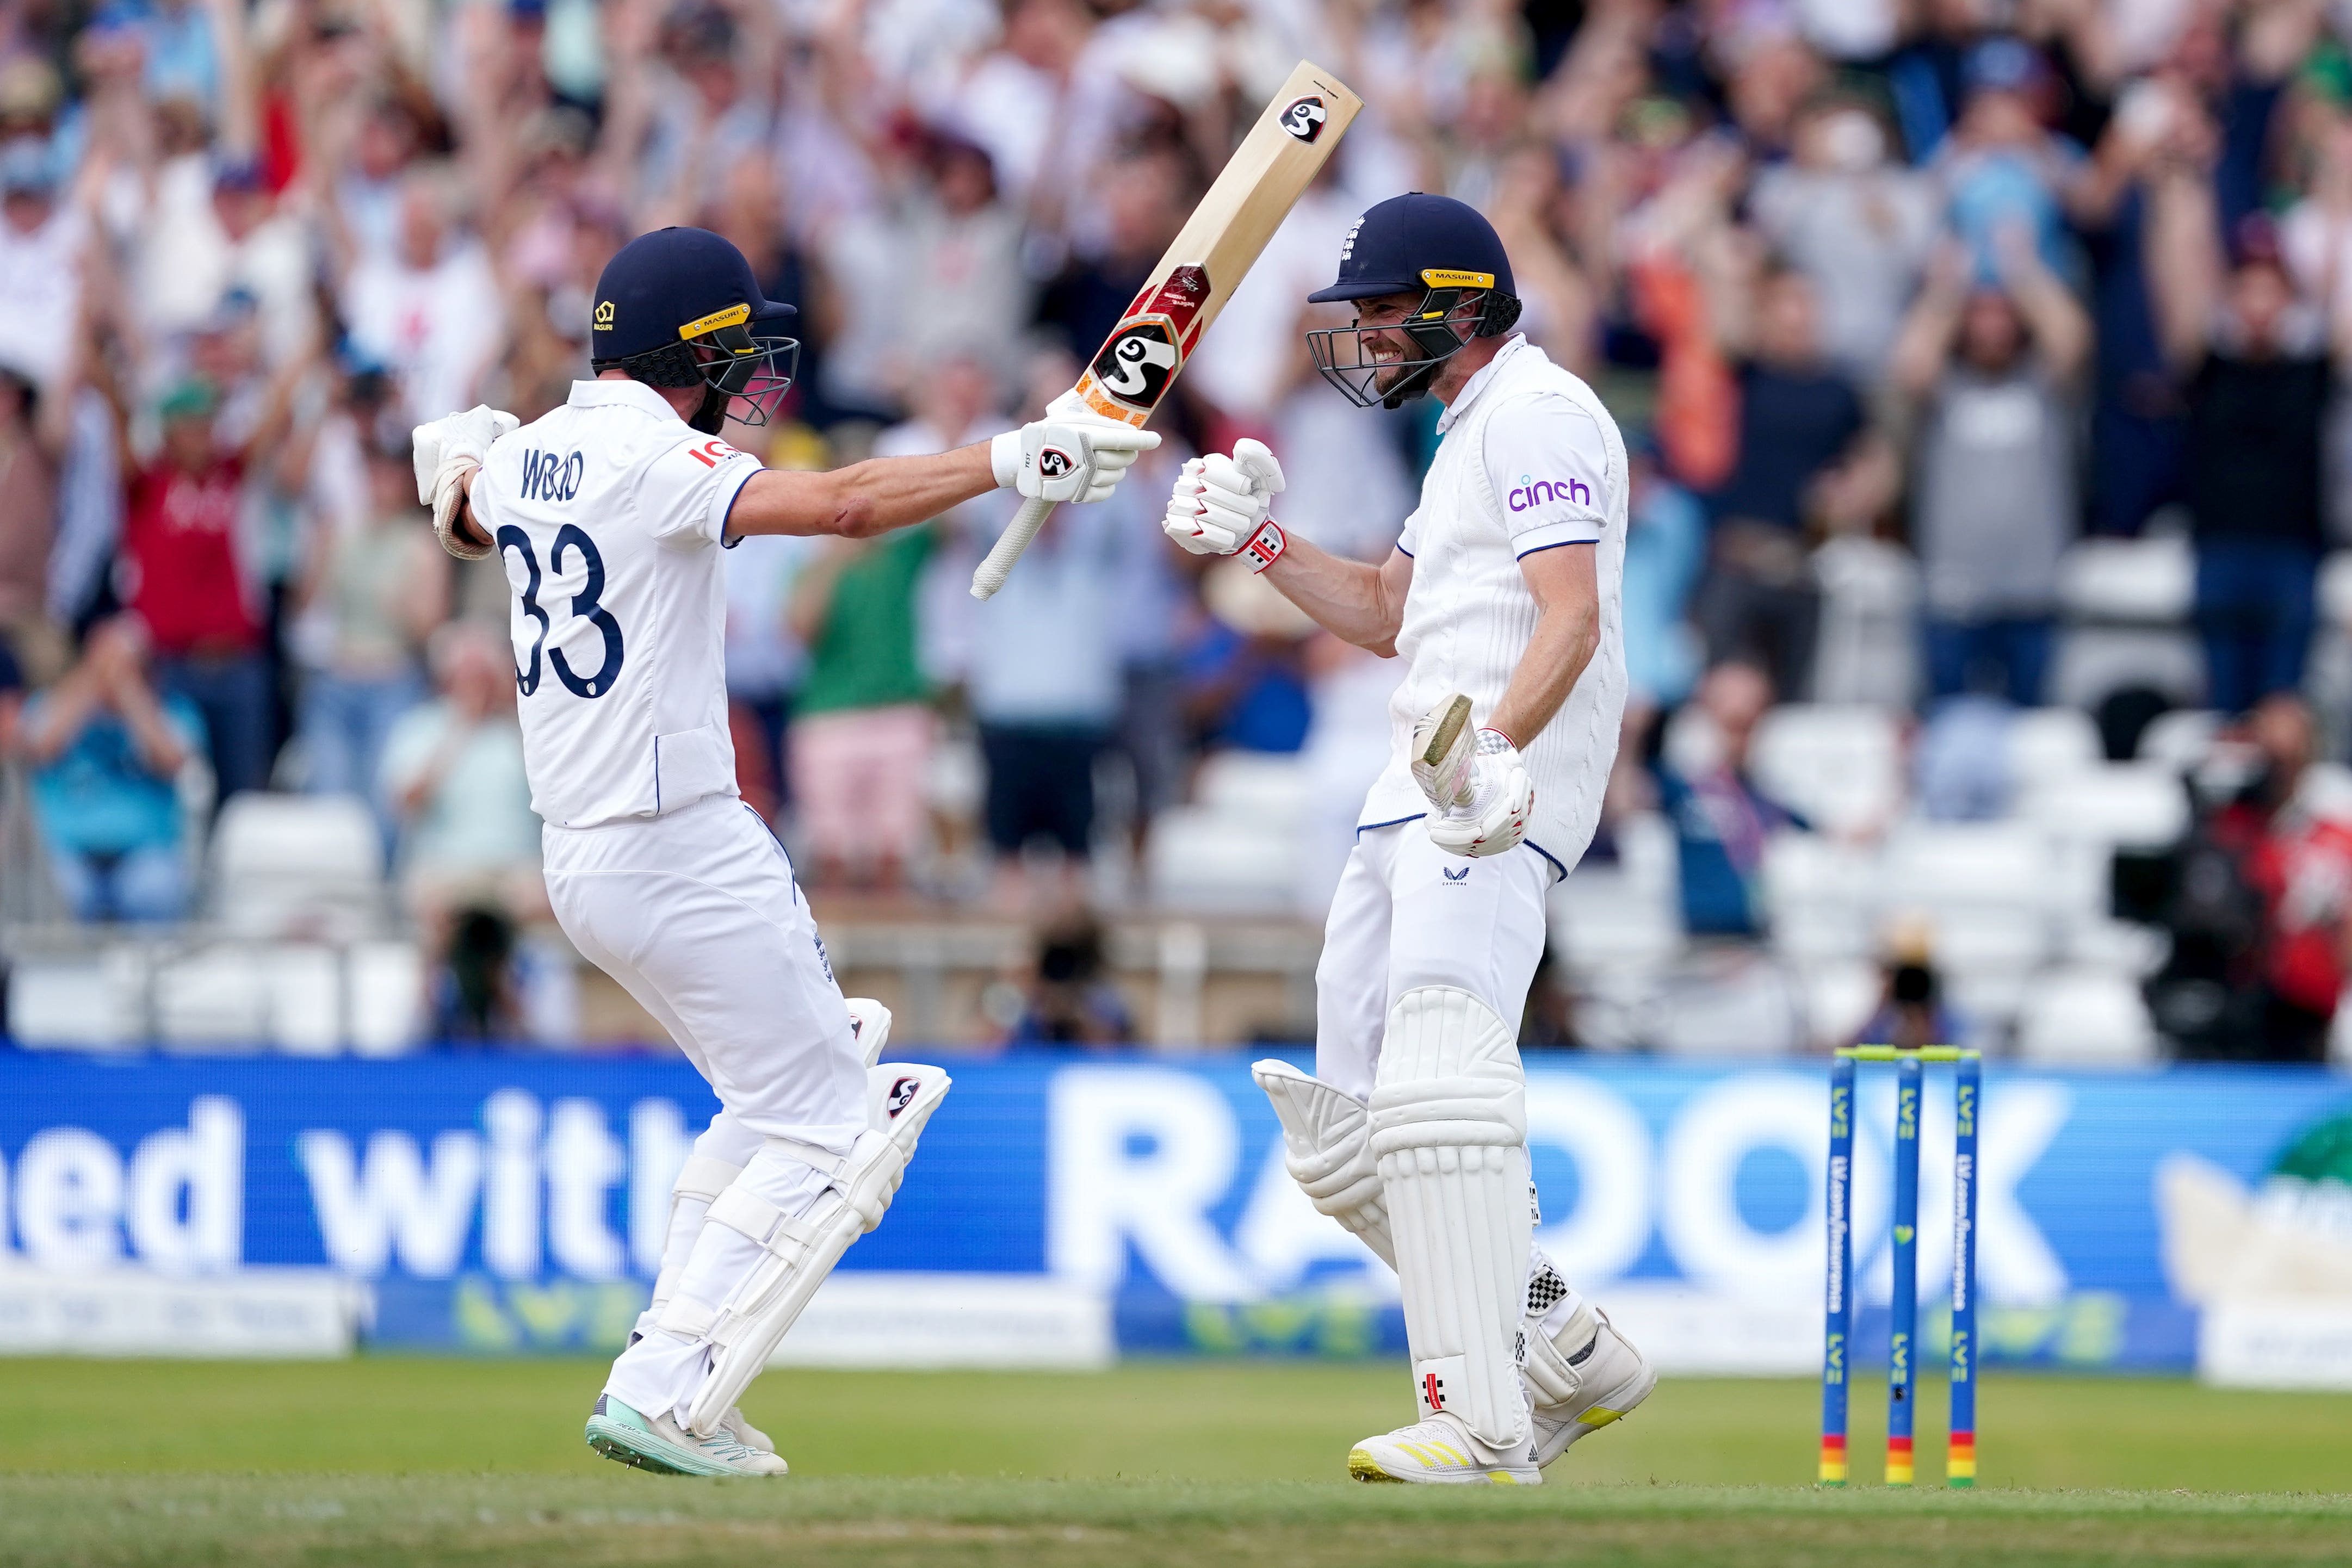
1347, 1410, 1543, 1486
1530, 1302, 1656, 1469
584, 1394, 790, 1477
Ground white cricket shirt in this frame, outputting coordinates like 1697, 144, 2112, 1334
1358, 336, 1630, 876
470, 379, 764, 828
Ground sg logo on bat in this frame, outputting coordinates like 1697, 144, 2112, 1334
1281, 95, 1327, 141
1088, 325, 1180, 409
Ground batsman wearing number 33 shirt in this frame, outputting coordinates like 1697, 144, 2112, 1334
1166, 194, 1657, 1485
412, 227, 1158, 1479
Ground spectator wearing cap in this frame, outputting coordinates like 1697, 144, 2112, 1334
13, 617, 203, 924
98, 352, 306, 801
0, 136, 82, 387
1891, 230, 2090, 708
291, 418, 448, 842
2149, 169, 2338, 715
1930, 40, 2088, 290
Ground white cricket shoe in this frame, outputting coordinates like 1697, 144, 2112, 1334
1530, 1306, 1656, 1469
584, 1394, 790, 1477
1347, 1410, 1542, 1486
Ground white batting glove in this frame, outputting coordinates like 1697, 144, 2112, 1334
991, 394, 1163, 506
413, 405, 518, 560
1412, 694, 1534, 858
1164, 438, 1288, 571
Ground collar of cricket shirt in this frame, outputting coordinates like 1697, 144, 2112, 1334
1434, 333, 1533, 434
566, 377, 688, 419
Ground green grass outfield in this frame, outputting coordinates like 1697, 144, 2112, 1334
2, 1358, 2349, 1567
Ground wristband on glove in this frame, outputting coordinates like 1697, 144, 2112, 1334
1241, 519, 1287, 573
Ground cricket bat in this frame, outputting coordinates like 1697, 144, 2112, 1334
970, 59, 1363, 599
1411, 693, 1478, 812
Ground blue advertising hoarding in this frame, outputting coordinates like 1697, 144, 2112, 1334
1, 1050, 2345, 1369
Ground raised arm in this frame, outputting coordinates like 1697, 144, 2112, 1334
1162, 439, 1414, 654
2145, 153, 2223, 373
1995, 222, 2093, 385
723, 444, 998, 540
1260, 538, 1414, 656
1887, 243, 1970, 399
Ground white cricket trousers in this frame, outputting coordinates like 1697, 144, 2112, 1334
1314, 819, 1555, 1101
542, 792, 864, 1421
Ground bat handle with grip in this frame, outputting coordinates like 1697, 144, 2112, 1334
971, 494, 1054, 600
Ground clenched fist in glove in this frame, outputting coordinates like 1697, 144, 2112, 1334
1411, 693, 1535, 858
992, 391, 1162, 505
1164, 438, 1289, 572
413, 405, 519, 560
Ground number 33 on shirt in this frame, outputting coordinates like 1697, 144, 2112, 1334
468, 379, 763, 828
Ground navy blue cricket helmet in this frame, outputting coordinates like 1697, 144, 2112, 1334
592, 227, 799, 431
1305, 193, 1522, 408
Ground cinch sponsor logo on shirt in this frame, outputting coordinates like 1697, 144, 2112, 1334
1508, 474, 1589, 512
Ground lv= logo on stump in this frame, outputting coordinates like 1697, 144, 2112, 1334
1820, 1046, 1982, 1489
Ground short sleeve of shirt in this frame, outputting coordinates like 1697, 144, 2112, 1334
638, 432, 764, 546
1482, 394, 1611, 558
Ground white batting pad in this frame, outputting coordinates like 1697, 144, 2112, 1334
1369, 986, 1532, 1452
1252, 1060, 1394, 1269
648, 1152, 745, 1313
677, 1062, 951, 1435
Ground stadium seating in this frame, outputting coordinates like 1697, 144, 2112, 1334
208, 795, 387, 941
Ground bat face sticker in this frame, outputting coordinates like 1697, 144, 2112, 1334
1280, 96, 1327, 142
1091, 323, 1180, 406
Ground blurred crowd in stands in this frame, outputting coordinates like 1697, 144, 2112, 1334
4, 0, 2352, 1061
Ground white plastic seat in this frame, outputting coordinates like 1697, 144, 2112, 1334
2015, 966, 2161, 1066
4, 947, 150, 1050
2319, 550, 2352, 628
1879, 823, 2050, 908
2007, 707, 2102, 790
1761, 832, 1877, 962
154, 946, 268, 1051
2019, 763, 2190, 850
2137, 710, 2224, 772
1192, 752, 1311, 829
1749, 705, 1905, 835
261, 944, 346, 1056
2297, 761, 2352, 826
208, 794, 386, 940
347, 939, 425, 1057
2059, 535, 2194, 623
1549, 869, 1683, 971
1147, 805, 1300, 913
1798, 959, 1885, 1050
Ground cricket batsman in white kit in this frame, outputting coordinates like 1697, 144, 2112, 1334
1164, 194, 1656, 1484
411, 226, 1158, 1477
